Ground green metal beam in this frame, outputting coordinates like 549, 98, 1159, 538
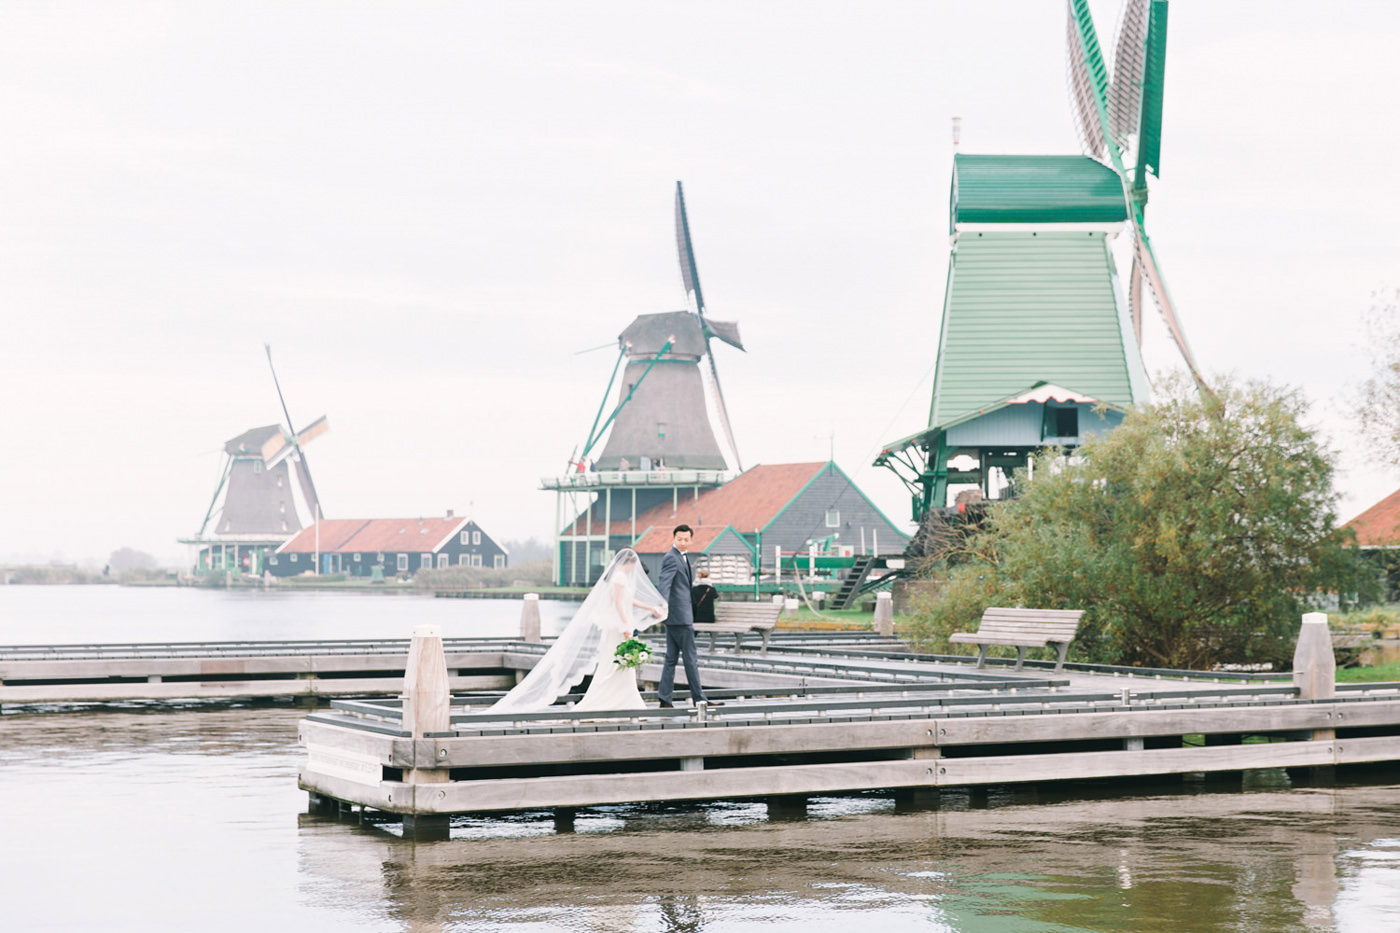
581, 339, 673, 460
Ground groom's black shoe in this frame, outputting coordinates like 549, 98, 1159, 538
658, 700, 675, 708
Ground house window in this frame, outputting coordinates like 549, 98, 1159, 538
1044, 405, 1079, 439
420, 554, 432, 569
353, 553, 361, 562
269, 556, 278, 566
494, 555, 505, 569
826, 509, 840, 528
290, 553, 298, 563
377, 552, 384, 563
459, 554, 471, 566
461, 531, 470, 545
397, 554, 408, 572
472, 553, 482, 567
437, 554, 449, 569
473, 531, 481, 545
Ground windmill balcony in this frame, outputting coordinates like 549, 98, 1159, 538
540, 469, 731, 491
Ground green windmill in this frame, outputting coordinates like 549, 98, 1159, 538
877, 0, 1209, 521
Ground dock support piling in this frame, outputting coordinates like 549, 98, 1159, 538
402, 814, 450, 841
554, 808, 577, 833
766, 795, 807, 820
874, 592, 894, 636
520, 594, 542, 644
1293, 611, 1337, 780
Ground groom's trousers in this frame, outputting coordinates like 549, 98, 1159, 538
658, 624, 706, 704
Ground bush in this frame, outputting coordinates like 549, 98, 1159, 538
413, 560, 553, 590
903, 376, 1371, 670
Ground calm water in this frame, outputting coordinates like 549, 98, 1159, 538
2, 586, 1399, 932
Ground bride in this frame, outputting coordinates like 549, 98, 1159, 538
491, 549, 665, 713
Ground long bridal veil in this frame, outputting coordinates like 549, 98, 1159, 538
490, 549, 666, 712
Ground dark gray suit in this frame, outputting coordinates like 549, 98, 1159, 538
657, 546, 706, 704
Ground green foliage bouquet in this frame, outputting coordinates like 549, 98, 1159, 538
613, 637, 651, 669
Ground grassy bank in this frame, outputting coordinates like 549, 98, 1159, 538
1337, 659, 1400, 683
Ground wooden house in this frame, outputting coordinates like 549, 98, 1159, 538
269, 513, 508, 578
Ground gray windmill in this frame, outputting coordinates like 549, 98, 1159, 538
588, 182, 745, 471
181, 346, 328, 575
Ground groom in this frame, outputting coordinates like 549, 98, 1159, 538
656, 524, 711, 708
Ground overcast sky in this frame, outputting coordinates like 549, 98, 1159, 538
3, 1, 1398, 567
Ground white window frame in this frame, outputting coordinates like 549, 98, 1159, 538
826, 509, 840, 528
460, 531, 470, 545
437, 553, 449, 569
290, 553, 298, 563
353, 553, 361, 562
473, 531, 481, 545
420, 553, 432, 570
269, 556, 278, 566
493, 554, 505, 569
472, 553, 482, 567
459, 554, 470, 566
397, 554, 408, 572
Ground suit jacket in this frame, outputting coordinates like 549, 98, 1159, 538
657, 546, 694, 627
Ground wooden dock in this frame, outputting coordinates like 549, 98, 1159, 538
298, 619, 1400, 835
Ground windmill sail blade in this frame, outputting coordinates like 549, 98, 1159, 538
705, 319, 745, 352
1066, 0, 1111, 159
1128, 252, 1144, 347
674, 181, 706, 315
705, 351, 743, 472
265, 344, 324, 520
291, 457, 321, 523
262, 415, 329, 469
1133, 0, 1169, 182
1108, 0, 1150, 148
1134, 227, 1210, 394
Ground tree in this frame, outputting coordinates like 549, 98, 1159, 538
1357, 288, 1400, 465
906, 376, 1367, 670
108, 547, 158, 573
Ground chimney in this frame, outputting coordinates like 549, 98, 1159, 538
446, 509, 455, 519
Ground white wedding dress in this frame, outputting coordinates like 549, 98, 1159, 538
490, 549, 665, 713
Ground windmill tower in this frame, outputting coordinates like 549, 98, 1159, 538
877, 0, 1208, 521
179, 347, 328, 576
545, 182, 746, 584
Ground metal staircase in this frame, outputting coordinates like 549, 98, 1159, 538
832, 554, 877, 609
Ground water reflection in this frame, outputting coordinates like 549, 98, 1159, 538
2, 707, 1398, 931
297, 771, 1400, 932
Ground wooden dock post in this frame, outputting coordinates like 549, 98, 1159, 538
520, 594, 542, 644
874, 592, 894, 636
1293, 612, 1337, 781
401, 624, 452, 840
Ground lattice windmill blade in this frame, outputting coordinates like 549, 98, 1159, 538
1128, 250, 1145, 347
1108, 0, 1151, 149
705, 351, 743, 472
1133, 228, 1212, 397
675, 181, 705, 318
1065, 0, 1112, 160
265, 344, 325, 521
674, 180, 744, 471
1131, 0, 1169, 184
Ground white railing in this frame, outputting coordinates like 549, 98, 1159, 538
540, 469, 731, 490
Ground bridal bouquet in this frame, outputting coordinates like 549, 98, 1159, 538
613, 637, 651, 670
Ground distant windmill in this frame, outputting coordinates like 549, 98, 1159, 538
1066, 0, 1209, 393
195, 348, 328, 538
585, 182, 746, 471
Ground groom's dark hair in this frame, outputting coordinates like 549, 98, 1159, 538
673, 524, 693, 536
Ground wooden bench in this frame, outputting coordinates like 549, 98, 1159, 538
949, 607, 1084, 672
693, 602, 782, 654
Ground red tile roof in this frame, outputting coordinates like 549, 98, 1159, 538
565, 462, 828, 551
277, 519, 371, 553
630, 524, 737, 554
278, 517, 469, 554
1345, 488, 1400, 546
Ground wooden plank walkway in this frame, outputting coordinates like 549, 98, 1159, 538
295, 625, 1400, 834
